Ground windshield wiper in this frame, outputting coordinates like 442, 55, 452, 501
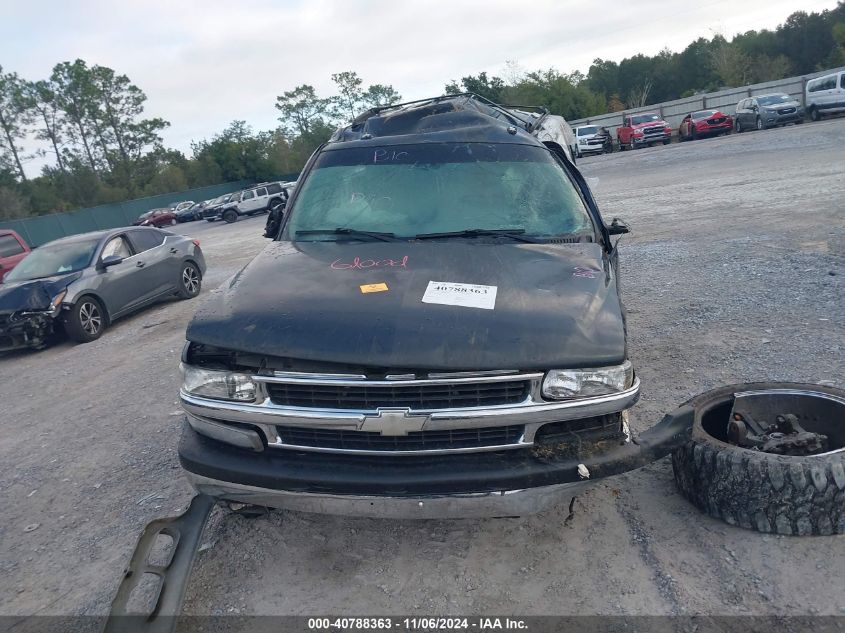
295, 228, 399, 242
412, 228, 540, 243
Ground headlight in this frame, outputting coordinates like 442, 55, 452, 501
542, 361, 633, 399
49, 290, 67, 315
181, 364, 256, 402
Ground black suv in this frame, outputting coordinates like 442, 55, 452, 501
177, 95, 692, 518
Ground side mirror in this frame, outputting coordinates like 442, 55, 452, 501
264, 206, 284, 239
100, 255, 124, 269
607, 218, 630, 236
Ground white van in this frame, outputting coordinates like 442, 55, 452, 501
805, 70, 845, 121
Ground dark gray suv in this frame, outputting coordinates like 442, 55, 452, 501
734, 93, 805, 132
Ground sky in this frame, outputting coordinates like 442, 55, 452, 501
1, 0, 840, 176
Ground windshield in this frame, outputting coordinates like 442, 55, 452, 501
758, 94, 791, 106
692, 110, 717, 120
285, 143, 594, 241
4, 239, 98, 282
577, 126, 598, 136
631, 114, 660, 125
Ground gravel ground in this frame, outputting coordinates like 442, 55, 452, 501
0, 118, 843, 623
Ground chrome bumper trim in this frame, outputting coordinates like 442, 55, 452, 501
186, 473, 591, 519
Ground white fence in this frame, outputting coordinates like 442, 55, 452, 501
569, 65, 845, 133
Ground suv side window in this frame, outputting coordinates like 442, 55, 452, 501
266, 183, 282, 195
841, 74, 845, 89
242, 190, 255, 200
0, 234, 25, 257
102, 235, 132, 259
128, 230, 165, 253
255, 187, 267, 197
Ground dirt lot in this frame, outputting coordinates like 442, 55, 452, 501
1, 119, 843, 623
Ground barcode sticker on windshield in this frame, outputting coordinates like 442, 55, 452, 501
422, 281, 497, 310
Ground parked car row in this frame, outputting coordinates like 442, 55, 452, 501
202, 180, 296, 224
129, 181, 297, 228
573, 74, 844, 156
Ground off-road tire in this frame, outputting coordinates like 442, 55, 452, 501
671, 382, 845, 536
177, 262, 202, 299
64, 296, 107, 343
223, 209, 238, 224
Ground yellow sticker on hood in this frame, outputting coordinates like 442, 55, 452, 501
360, 282, 389, 293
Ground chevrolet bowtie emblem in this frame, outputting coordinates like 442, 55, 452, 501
360, 408, 429, 436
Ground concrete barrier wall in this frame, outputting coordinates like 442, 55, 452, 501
570, 65, 845, 134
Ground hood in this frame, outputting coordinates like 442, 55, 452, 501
0, 272, 82, 313
187, 241, 627, 371
763, 100, 800, 109
632, 119, 667, 129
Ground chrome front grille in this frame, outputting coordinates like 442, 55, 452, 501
643, 125, 664, 134
265, 379, 529, 409
180, 369, 642, 456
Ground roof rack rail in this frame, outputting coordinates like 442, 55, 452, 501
349, 93, 550, 137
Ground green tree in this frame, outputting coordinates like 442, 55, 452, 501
275, 84, 332, 137
506, 69, 605, 119
711, 40, 753, 87
89, 64, 169, 176
331, 71, 364, 121
51, 60, 100, 172
22, 80, 67, 174
361, 84, 402, 110
445, 72, 506, 102
0, 66, 33, 182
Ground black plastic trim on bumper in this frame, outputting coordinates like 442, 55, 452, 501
178, 405, 694, 496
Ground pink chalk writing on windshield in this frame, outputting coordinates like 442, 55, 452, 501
573, 267, 597, 278
331, 256, 409, 270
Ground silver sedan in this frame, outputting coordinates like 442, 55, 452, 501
0, 227, 206, 351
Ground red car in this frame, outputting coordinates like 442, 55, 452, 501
0, 229, 31, 282
679, 109, 733, 140
616, 112, 672, 149
133, 208, 178, 227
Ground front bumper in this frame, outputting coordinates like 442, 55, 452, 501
633, 132, 670, 145
178, 398, 694, 518
763, 110, 804, 125
0, 312, 55, 352
697, 122, 732, 134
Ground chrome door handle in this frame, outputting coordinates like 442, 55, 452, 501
136, 261, 145, 268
